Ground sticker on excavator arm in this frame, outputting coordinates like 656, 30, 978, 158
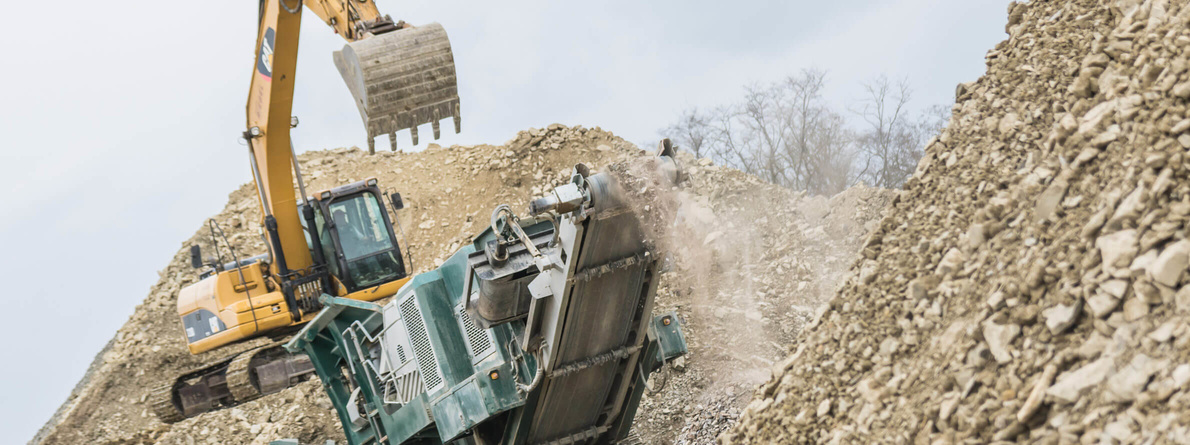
258, 27, 275, 80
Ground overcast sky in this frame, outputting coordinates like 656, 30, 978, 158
0, 0, 1011, 441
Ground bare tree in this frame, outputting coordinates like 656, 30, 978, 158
852, 75, 920, 189
658, 105, 760, 176
804, 111, 853, 195
662, 108, 713, 159
779, 70, 825, 190
706, 103, 759, 176
659, 71, 940, 194
916, 104, 952, 146
688, 70, 857, 194
777, 69, 853, 195
737, 82, 789, 186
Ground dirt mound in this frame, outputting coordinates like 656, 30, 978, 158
34, 125, 892, 445
726, 0, 1190, 443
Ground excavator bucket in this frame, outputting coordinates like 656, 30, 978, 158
334, 23, 461, 154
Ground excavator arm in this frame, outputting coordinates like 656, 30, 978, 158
242, 0, 459, 281
148, 0, 459, 424
302, 0, 400, 40
244, 0, 310, 278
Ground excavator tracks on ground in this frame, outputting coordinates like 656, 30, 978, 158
149, 338, 321, 423
150, 340, 293, 423
226, 347, 263, 403
149, 384, 184, 423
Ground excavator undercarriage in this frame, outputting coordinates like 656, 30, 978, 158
150, 340, 317, 422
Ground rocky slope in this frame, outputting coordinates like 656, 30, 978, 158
34, 126, 892, 445
725, 0, 1190, 443
634, 167, 893, 444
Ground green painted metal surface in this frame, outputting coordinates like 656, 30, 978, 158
289, 285, 686, 445
651, 312, 688, 362
284, 178, 688, 445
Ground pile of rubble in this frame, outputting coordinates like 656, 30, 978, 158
32, 124, 892, 445
629, 159, 895, 443
726, 0, 1190, 443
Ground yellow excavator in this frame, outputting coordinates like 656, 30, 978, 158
150, 0, 460, 422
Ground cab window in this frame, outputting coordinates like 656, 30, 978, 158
327, 192, 404, 289
328, 193, 393, 260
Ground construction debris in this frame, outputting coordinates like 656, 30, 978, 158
725, 0, 1190, 443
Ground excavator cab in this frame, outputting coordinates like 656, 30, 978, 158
155, 178, 412, 422
304, 178, 407, 294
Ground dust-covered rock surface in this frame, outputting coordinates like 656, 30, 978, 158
726, 1, 1190, 443
618, 155, 894, 444
33, 126, 892, 445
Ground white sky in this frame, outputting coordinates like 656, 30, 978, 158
0, 0, 1011, 441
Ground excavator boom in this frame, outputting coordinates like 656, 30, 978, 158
245, 0, 460, 280
245, 0, 309, 277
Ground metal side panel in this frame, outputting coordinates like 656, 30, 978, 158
431, 377, 489, 441
379, 303, 425, 405
380, 304, 415, 372
456, 302, 497, 365
527, 208, 658, 443
535, 213, 583, 372
399, 294, 445, 394
379, 394, 435, 445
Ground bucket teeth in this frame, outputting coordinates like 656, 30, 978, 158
432, 109, 442, 140
335, 22, 460, 153
452, 103, 462, 134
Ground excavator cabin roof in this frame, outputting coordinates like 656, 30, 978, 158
308, 177, 380, 202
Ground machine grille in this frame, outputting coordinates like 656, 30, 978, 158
389, 369, 423, 404
399, 297, 443, 392
458, 305, 494, 360
293, 277, 325, 313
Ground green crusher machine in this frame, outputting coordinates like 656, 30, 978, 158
284, 147, 688, 445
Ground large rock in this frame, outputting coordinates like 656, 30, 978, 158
1048, 357, 1116, 404
982, 320, 1020, 364
1042, 300, 1080, 335
1147, 240, 1190, 287
1097, 230, 1139, 275
1087, 292, 1122, 319
1104, 354, 1166, 403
